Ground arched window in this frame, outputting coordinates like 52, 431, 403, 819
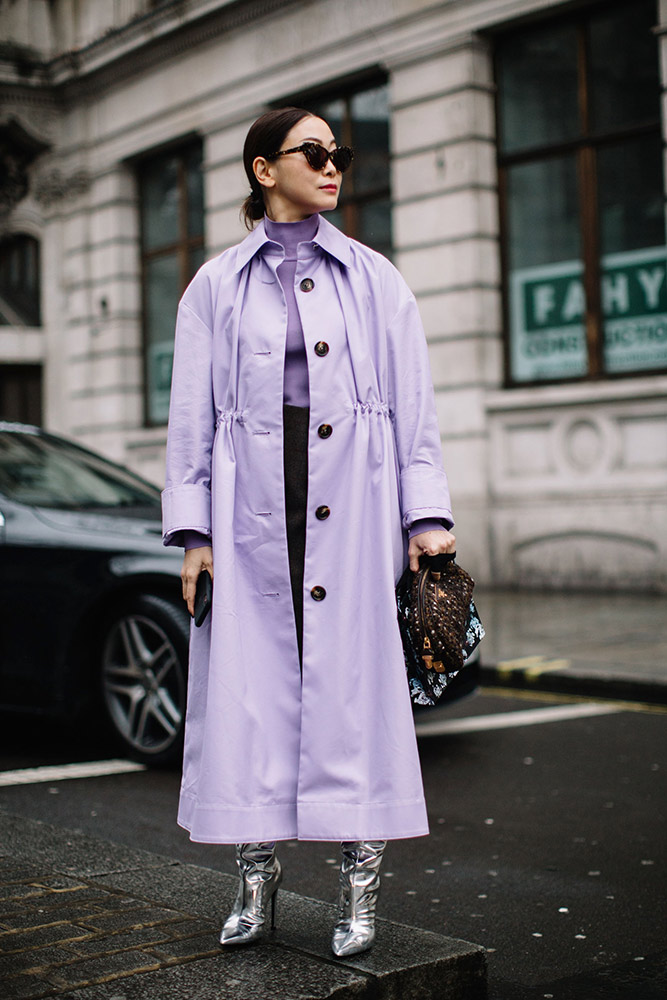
0, 234, 41, 327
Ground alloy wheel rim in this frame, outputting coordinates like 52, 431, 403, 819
102, 614, 184, 755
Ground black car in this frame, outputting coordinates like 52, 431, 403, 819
0, 422, 478, 766
0, 422, 188, 765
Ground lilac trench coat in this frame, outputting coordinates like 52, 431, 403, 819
162, 214, 453, 844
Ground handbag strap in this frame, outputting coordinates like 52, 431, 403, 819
420, 552, 456, 572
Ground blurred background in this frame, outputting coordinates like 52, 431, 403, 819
1, 0, 666, 592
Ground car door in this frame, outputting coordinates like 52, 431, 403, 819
0, 496, 86, 709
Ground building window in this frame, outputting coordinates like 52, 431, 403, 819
303, 79, 391, 257
496, 0, 665, 384
0, 365, 42, 425
138, 141, 205, 425
0, 235, 41, 327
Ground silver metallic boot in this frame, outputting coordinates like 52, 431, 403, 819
331, 840, 386, 958
219, 842, 282, 946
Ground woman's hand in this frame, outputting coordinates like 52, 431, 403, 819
408, 529, 456, 572
181, 546, 214, 617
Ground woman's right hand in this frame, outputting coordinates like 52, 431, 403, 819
181, 546, 214, 617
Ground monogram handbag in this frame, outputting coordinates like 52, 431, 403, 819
396, 552, 484, 707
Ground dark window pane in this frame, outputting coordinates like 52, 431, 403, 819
598, 132, 667, 374
598, 133, 665, 257
312, 98, 345, 139
0, 365, 42, 425
589, 0, 660, 133
349, 85, 390, 196
141, 155, 181, 251
138, 141, 204, 424
144, 254, 181, 424
357, 199, 392, 259
0, 235, 41, 326
506, 156, 581, 271
186, 145, 204, 238
506, 156, 586, 381
322, 206, 343, 232
497, 23, 579, 154
188, 244, 207, 281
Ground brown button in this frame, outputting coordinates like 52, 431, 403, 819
311, 585, 326, 601
318, 423, 333, 439
300, 278, 315, 292
314, 341, 329, 357
315, 505, 330, 520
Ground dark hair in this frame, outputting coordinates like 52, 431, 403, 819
241, 106, 314, 229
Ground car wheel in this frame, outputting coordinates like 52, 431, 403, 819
100, 594, 189, 766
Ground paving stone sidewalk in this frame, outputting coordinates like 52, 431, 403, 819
0, 813, 486, 1000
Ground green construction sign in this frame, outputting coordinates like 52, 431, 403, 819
509, 246, 667, 380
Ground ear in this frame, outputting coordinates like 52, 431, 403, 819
253, 156, 276, 191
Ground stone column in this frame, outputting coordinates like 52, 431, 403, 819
389, 35, 501, 582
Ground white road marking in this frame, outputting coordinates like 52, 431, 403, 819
415, 702, 622, 737
0, 759, 147, 787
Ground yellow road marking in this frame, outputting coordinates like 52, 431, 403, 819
481, 686, 667, 715
495, 655, 572, 681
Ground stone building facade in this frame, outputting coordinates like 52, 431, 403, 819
1, 0, 666, 590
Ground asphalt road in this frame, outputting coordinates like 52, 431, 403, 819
1, 689, 665, 1000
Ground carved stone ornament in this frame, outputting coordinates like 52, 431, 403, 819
0, 146, 30, 210
32, 168, 91, 207
0, 119, 50, 212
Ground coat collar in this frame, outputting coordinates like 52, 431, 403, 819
233, 214, 352, 273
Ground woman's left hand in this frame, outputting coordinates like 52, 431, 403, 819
408, 529, 456, 572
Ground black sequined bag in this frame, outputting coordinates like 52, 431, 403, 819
396, 552, 484, 707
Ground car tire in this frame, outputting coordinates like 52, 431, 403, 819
99, 594, 190, 766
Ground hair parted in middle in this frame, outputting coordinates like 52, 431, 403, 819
241, 106, 314, 230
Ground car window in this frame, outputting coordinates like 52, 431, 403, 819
0, 431, 161, 510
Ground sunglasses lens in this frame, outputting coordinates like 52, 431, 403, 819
303, 144, 329, 170
332, 147, 353, 173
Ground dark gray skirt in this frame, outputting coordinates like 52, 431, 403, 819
283, 404, 309, 667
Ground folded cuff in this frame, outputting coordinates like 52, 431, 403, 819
400, 465, 453, 530
161, 484, 212, 547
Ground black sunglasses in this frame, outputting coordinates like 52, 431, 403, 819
268, 141, 354, 173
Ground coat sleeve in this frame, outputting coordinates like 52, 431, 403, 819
161, 297, 215, 548
385, 281, 454, 532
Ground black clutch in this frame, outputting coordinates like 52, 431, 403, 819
193, 570, 212, 627
396, 553, 484, 707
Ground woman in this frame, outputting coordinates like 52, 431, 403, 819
162, 106, 456, 958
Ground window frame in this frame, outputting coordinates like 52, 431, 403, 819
494, 0, 665, 388
137, 139, 205, 427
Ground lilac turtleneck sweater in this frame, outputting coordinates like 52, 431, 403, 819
183, 214, 444, 549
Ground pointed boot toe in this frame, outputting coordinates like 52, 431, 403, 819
331, 922, 376, 957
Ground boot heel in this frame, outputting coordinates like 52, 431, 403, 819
270, 887, 278, 930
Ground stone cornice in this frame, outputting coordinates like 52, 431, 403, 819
2, 0, 300, 101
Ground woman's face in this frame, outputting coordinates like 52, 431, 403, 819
254, 116, 342, 222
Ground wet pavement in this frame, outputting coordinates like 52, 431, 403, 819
476, 588, 667, 702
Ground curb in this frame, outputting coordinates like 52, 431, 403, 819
480, 662, 667, 706
0, 813, 487, 1000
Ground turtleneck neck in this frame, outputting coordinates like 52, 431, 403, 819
264, 214, 319, 259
